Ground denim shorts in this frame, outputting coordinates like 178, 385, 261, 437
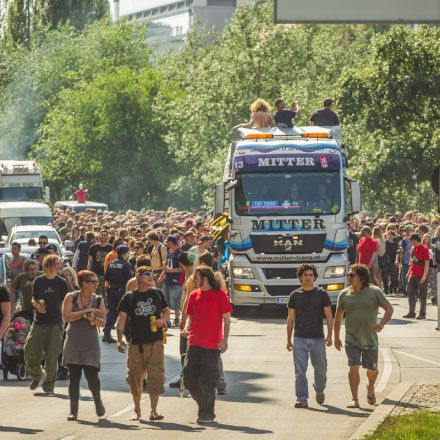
345, 344, 378, 370
162, 284, 182, 310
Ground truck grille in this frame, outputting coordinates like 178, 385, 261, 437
250, 234, 325, 254
263, 268, 297, 279
265, 285, 299, 296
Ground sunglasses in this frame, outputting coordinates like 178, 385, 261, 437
39, 242, 48, 245
85, 279, 99, 284
139, 271, 152, 277
134, 246, 141, 249
347, 273, 357, 278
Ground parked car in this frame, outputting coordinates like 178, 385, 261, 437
5, 225, 62, 247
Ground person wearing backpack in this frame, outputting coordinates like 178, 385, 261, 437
116, 266, 170, 421
62, 270, 106, 421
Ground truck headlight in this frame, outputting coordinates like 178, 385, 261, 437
232, 267, 255, 279
323, 266, 346, 278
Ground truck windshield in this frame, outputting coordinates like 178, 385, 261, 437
0, 187, 44, 202
234, 171, 341, 216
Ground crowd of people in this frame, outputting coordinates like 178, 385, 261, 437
0, 206, 231, 424
347, 210, 439, 315
0, 204, 438, 423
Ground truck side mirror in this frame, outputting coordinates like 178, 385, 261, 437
350, 181, 361, 213
44, 186, 50, 203
214, 183, 225, 218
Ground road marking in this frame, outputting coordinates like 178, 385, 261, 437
394, 350, 440, 367
109, 373, 182, 418
376, 347, 392, 393
59, 436, 76, 440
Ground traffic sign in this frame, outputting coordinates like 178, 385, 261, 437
274, 0, 440, 24
432, 166, 439, 196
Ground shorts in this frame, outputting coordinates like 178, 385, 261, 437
162, 284, 182, 310
127, 340, 165, 396
345, 344, 378, 370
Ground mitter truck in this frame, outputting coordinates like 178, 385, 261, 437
214, 126, 361, 308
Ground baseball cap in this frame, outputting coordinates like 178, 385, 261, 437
404, 224, 413, 231
409, 233, 421, 242
199, 235, 212, 243
166, 235, 178, 246
116, 245, 130, 256
184, 231, 195, 238
46, 243, 58, 252
34, 247, 50, 256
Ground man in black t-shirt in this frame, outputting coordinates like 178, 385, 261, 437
286, 264, 333, 408
347, 227, 359, 265
24, 255, 68, 395
73, 231, 95, 271
309, 98, 340, 126
88, 229, 112, 306
116, 266, 170, 421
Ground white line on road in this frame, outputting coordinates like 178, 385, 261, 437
376, 348, 393, 393
109, 373, 182, 418
394, 350, 440, 367
59, 436, 76, 440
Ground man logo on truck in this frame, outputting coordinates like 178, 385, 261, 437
274, 237, 303, 252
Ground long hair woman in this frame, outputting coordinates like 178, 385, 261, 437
372, 226, 384, 287
233, 98, 274, 129
62, 270, 106, 421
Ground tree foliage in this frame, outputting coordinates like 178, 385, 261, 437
0, 1, 437, 212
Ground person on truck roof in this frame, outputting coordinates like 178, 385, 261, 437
274, 98, 300, 128
309, 98, 340, 126
233, 98, 274, 130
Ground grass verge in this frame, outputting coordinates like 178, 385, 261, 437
364, 410, 440, 440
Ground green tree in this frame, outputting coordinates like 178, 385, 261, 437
31, 66, 177, 208
337, 26, 440, 213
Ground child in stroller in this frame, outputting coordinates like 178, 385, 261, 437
1, 310, 33, 380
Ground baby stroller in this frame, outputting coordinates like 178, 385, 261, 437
1, 310, 33, 380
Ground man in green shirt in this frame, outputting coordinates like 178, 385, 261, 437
334, 264, 393, 408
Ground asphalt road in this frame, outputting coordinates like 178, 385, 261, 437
0, 297, 439, 440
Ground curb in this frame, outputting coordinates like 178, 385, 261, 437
349, 381, 414, 440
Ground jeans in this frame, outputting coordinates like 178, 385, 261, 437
293, 337, 327, 400
407, 276, 428, 316
24, 323, 63, 390
401, 264, 409, 292
103, 287, 124, 335
183, 346, 219, 419
162, 284, 182, 311
67, 364, 101, 403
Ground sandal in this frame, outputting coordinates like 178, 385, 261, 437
366, 386, 376, 405
149, 413, 164, 421
347, 399, 359, 408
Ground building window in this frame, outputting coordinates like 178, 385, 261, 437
207, 0, 236, 6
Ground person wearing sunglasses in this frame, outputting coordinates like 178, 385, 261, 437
116, 266, 170, 421
334, 264, 393, 409
62, 270, 106, 421
38, 235, 49, 248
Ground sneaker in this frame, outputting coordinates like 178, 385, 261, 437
416, 315, 426, 320
316, 391, 325, 405
30, 370, 47, 390
295, 399, 308, 408
217, 386, 226, 395
403, 313, 416, 318
102, 334, 117, 343
169, 378, 182, 389
43, 386, 55, 396
197, 417, 215, 424
56, 368, 69, 381
173, 318, 180, 328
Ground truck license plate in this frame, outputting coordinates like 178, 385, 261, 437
275, 297, 289, 304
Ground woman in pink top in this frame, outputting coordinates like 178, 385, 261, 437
234, 98, 274, 129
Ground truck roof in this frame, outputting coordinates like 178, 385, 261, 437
0, 160, 40, 174
234, 125, 342, 148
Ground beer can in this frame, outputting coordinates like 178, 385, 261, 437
150, 315, 158, 332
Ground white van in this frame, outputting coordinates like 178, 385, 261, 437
0, 202, 53, 238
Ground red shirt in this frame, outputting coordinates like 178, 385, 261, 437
74, 189, 87, 203
409, 244, 429, 278
357, 237, 377, 268
186, 288, 233, 349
